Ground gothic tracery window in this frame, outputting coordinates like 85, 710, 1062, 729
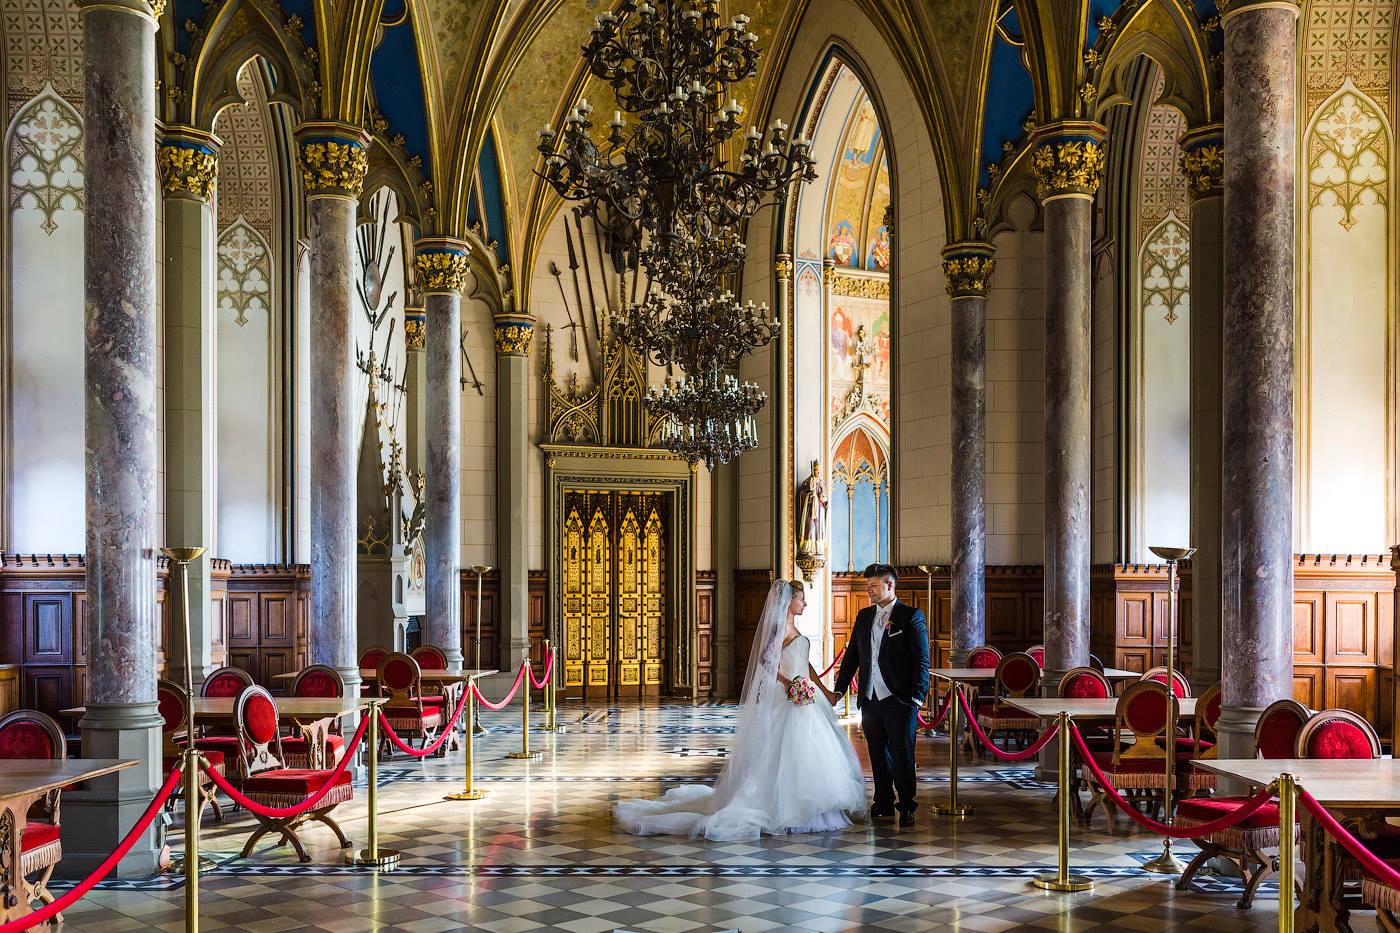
216, 218, 272, 327
7, 85, 83, 234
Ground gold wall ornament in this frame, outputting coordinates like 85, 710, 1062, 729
157, 142, 218, 201
1181, 143, 1224, 199
296, 126, 370, 199
403, 312, 425, 351
822, 260, 837, 286
1031, 133, 1107, 201
941, 243, 997, 298
832, 272, 890, 300
413, 245, 470, 294
494, 321, 534, 355
774, 256, 793, 281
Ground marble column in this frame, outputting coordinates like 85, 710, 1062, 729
415, 240, 470, 670
495, 315, 534, 671
1031, 123, 1107, 690
1181, 125, 1225, 692
159, 127, 220, 689
942, 241, 995, 667
403, 309, 427, 471
1217, 0, 1298, 759
66, 0, 163, 878
297, 123, 369, 699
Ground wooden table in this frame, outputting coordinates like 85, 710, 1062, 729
1007, 696, 1199, 720
273, 668, 499, 686
64, 698, 372, 769
1196, 758, 1400, 932
0, 758, 137, 921
930, 667, 1140, 683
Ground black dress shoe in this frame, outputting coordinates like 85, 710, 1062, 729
897, 809, 916, 828
870, 807, 895, 820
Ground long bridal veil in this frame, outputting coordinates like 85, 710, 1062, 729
613, 579, 793, 840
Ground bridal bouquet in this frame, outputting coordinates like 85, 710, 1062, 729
786, 676, 817, 706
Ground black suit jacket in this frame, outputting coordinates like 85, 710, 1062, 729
832, 600, 930, 709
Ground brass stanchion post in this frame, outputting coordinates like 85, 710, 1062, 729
446, 687, 487, 801
184, 746, 200, 933
1278, 774, 1296, 933
1034, 712, 1092, 892
507, 662, 542, 760
347, 700, 401, 869
543, 640, 564, 734
933, 682, 972, 818
471, 565, 491, 735
1142, 545, 1194, 875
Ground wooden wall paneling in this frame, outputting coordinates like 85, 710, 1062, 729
23, 593, 69, 664
695, 570, 715, 696
1325, 592, 1377, 664
0, 666, 18, 715
1295, 667, 1324, 710
1327, 667, 1377, 723
1292, 593, 1324, 665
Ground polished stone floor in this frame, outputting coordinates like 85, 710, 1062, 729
53, 700, 1342, 931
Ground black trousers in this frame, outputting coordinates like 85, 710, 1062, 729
861, 695, 918, 813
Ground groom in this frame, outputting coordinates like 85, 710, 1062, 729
830, 563, 930, 827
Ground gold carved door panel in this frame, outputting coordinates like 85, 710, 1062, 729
561, 489, 667, 699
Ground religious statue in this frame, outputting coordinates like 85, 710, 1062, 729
796, 459, 828, 572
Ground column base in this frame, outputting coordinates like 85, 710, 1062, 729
1216, 703, 1267, 794
61, 702, 164, 879
949, 648, 970, 669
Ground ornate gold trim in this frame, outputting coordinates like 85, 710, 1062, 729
1181, 143, 1223, 200
774, 255, 793, 282
941, 242, 996, 299
414, 247, 470, 294
494, 321, 534, 355
821, 260, 837, 287
295, 124, 370, 200
1031, 125, 1108, 201
157, 141, 218, 202
404, 311, 425, 351
831, 272, 890, 300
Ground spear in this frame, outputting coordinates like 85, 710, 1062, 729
460, 331, 484, 395
573, 208, 602, 342
549, 261, 581, 361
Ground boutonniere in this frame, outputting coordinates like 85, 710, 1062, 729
883, 619, 893, 633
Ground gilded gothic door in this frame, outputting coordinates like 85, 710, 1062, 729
561, 489, 668, 699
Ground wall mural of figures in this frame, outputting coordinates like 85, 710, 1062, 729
829, 295, 891, 429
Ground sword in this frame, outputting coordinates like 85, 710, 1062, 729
460, 332, 484, 395
549, 261, 581, 361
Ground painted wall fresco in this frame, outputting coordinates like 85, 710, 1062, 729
829, 293, 891, 429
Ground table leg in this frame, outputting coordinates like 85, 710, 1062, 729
0, 795, 38, 921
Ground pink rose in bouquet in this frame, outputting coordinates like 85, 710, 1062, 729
786, 676, 816, 706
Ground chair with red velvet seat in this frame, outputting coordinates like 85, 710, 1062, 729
1183, 683, 1223, 794
358, 647, 389, 696
1296, 708, 1382, 760
1025, 644, 1045, 667
1175, 696, 1307, 907
410, 646, 461, 753
1058, 667, 1113, 823
0, 710, 67, 918
157, 680, 224, 822
973, 652, 1041, 754
1140, 666, 1192, 698
232, 685, 354, 861
280, 666, 347, 768
201, 665, 253, 698
1080, 681, 1174, 834
378, 652, 443, 755
965, 645, 1001, 669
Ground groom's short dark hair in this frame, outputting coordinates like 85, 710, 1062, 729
863, 563, 897, 586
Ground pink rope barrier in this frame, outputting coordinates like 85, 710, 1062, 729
471, 663, 529, 711
819, 647, 846, 679
528, 648, 555, 690
201, 713, 371, 819
1298, 788, 1400, 889
1070, 723, 1278, 838
0, 764, 183, 933
916, 689, 955, 731
955, 690, 1060, 762
379, 681, 472, 757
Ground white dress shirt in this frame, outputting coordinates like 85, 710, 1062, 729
867, 599, 897, 701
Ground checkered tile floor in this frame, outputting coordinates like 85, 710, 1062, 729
53, 701, 1354, 931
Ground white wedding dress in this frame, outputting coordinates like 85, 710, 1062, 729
615, 622, 867, 841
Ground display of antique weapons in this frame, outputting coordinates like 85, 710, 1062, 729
549, 261, 581, 361
572, 208, 603, 342
459, 331, 484, 394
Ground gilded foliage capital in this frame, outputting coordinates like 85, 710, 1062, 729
414, 240, 471, 294
1180, 127, 1224, 200
494, 319, 535, 355
941, 243, 996, 298
296, 123, 370, 199
1030, 124, 1107, 201
157, 136, 218, 202
404, 310, 425, 351
822, 260, 837, 286
774, 255, 792, 282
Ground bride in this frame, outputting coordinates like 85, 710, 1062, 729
614, 579, 867, 841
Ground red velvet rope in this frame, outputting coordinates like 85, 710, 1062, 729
378, 679, 472, 757
471, 663, 529, 711
528, 648, 555, 690
956, 690, 1060, 761
916, 689, 955, 731
1070, 723, 1279, 838
1298, 788, 1400, 890
0, 764, 183, 933
819, 646, 846, 679
201, 712, 371, 819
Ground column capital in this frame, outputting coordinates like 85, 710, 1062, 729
76, 0, 163, 22
821, 257, 837, 286
295, 122, 370, 200
941, 241, 996, 299
414, 237, 471, 294
404, 308, 426, 351
774, 254, 792, 282
1219, 0, 1301, 22
494, 316, 536, 355
1030, 121, 1108, 202
157, 127, 220, 203
1179, 124, 1224, 200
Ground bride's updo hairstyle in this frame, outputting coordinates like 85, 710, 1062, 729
787, 580, 805, 599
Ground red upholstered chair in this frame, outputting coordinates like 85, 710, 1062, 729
232, 685, 353, 861
1025, 644, 1045, 667
0, 710, 66, 918
281, 666, 347, 768
378, 652, 443, 755
1361, 862, 1400, 929
1058, 667, 1110, 699
157, 680, 224, 822
1175, 696, 1307, 907
973, 652, 1041, 755
410, 645, 452, 710
201, 665, 253, 698
1080, 681, 1173, 834
1140, 667, 1192, 698
359, 647, 389, 696
1183, 683, 1223, 793
965, 645, 1001, 669
1296, 708, 1382, 760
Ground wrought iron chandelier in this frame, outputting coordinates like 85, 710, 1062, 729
536, 0, 816, 467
